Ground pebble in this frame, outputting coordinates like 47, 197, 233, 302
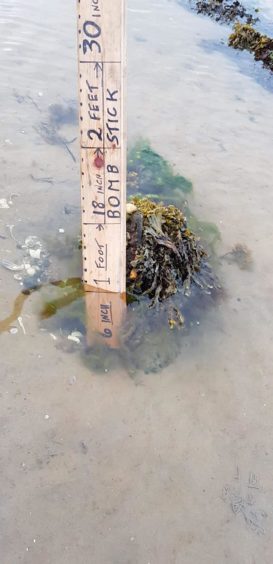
0, 198, 10, 208
44, 414, 50, 420
24, 235, 42, 249
29, 248, 41, 259
26, 266, 36, 276
126, 203, 137, 215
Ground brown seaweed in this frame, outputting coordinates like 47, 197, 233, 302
229, 23, 273, 72
126, 197, 214, 305
194, 0, 258, 25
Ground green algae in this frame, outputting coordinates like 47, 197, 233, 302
0, 278, 84, 335
127, 140, 193, 202
0, 291, 33, 334
40, 278, 84, 319
185, 208, 221, 254
127, 140, 220, 254
229, 23, 273, 72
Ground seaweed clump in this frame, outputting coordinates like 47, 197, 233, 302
38, 141, 222, 374
127, 141, 220, 252
229, 23, 273, 72
195, 0, 258, 25
120, 195, 222, 372
38, 196, 221, 374
126, 198, 211, 304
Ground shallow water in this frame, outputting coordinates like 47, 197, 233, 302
250, 0, 273, 19
1, 0, 273, 562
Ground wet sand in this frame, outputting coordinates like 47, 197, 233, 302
1, 0, 273, 562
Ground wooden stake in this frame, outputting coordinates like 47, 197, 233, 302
77, 0, 126, 294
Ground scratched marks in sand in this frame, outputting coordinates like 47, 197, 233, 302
77, 0, 126, 292
222, 468, 268, 535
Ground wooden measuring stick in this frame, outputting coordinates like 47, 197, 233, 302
85, 290, 126, 349
77, 1, 127, 348
77, 0, 126, 294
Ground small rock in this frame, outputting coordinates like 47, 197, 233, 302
29, 248, 41, 259
0, 198, 9, 209
126, 203, 137, 215
24, 236, 42, 249
26, 266, 36, 276
80, 441, 88, 454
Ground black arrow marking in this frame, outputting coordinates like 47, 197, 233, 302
96, 224, 104, 231
94, 62, 103, 78
94, 148, 104, 157
93, 277, 110, 285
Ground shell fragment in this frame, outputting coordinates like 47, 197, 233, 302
0, 199, 9, 209
29, 248, 42, 259
67, 331, 83, 344
1, 259, 25, 272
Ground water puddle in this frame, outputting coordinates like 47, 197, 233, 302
1, 140, 224, 374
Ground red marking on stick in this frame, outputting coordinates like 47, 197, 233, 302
94, 155, 104, 169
